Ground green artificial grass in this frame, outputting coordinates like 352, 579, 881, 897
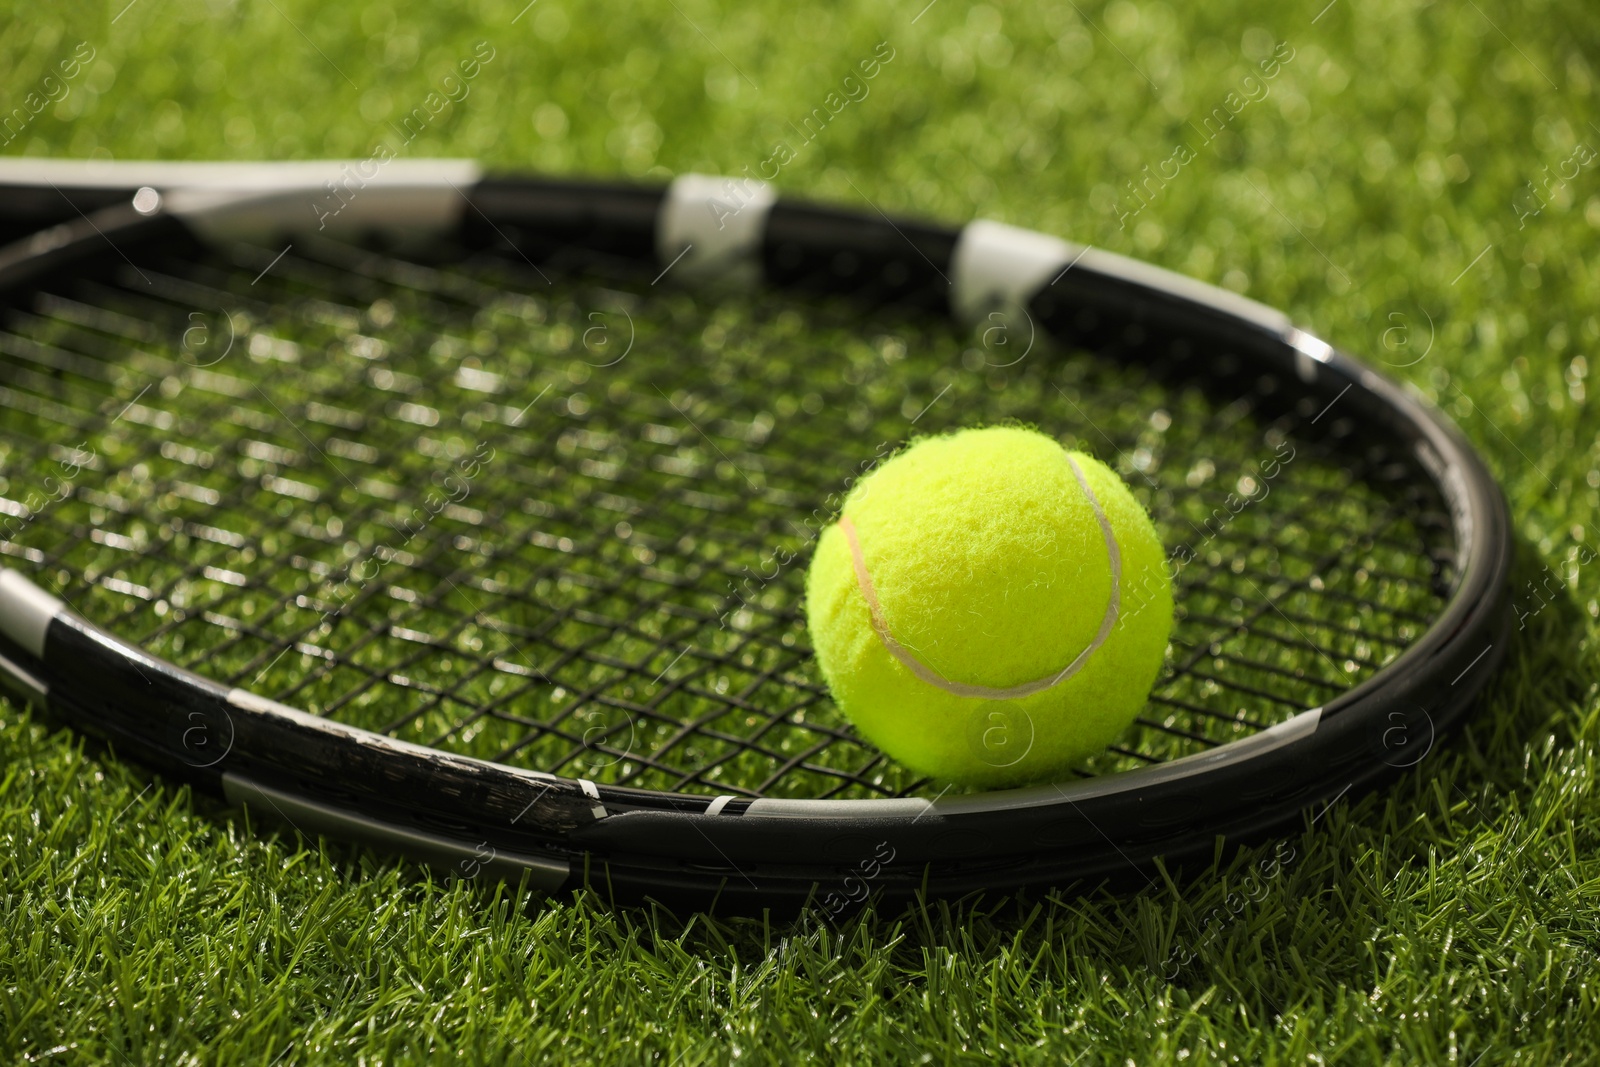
3, 0, 1600, 1062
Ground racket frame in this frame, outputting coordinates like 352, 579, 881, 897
0, 163, 1512, 906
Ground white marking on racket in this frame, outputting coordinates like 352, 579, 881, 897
0, 570, 66, 659
839, 454, 1121, 701
705, 795, 737, 816
577, 777, 608, 819
655, 173, 775, 287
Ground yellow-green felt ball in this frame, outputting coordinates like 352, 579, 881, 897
805, 426, 1173, 787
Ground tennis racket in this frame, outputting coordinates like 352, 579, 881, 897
0, 158, 1511, 910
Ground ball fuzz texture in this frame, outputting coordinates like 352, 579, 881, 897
805, 426, 1172, 787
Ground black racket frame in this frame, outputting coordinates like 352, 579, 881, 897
0, 172, 1511, 910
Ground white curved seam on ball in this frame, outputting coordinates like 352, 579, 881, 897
840, 453, 1122, 700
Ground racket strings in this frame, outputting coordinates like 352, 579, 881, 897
0, 236, 1453, 798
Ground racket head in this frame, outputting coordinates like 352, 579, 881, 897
0, 165, 1512, 907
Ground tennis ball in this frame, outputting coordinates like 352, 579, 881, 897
805, 426, 1172, 787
